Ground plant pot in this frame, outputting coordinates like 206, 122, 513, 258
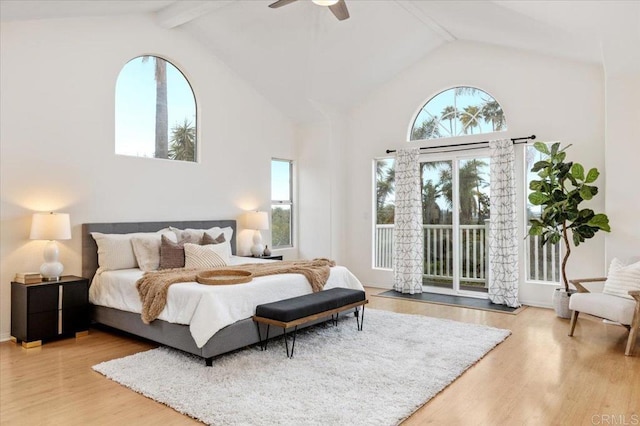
552, 288, 575, 319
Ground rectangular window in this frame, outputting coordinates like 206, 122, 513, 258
271, 159, 293, 249
525, 145, 560, 283
374, 158, 395, 269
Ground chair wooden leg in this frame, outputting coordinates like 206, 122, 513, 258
625, 305, 640, 356
569, 310, 579, 336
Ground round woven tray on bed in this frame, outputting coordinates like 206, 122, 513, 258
196, 269, 253, 285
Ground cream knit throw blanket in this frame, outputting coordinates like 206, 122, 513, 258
136, 258, 337, 324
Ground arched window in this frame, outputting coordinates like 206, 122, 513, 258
410, 87, 506, 141
115, 56, 197, 162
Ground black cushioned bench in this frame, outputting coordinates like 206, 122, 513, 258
253, 288, 368, 358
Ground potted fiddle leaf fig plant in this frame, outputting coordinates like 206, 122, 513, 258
527, 142, 610, 318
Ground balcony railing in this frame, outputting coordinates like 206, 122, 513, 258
374, 224, 560, 283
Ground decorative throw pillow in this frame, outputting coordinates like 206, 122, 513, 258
184, 242, 229, 268
201, 232, 225, 245
159, 234, 192, 269
131, 232, 176, 272
602, 258, 640, 300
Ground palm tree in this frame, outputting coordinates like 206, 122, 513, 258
440, 105, 457, 136
376, 160, 395, 224
421, 160, 488, 224
421, 180, 441, 224
168, 119, 196, 161
459, 105, 480, 134
142, 56, 168, 159
411, 117, 440, 140
458, 159, 489, 224
481, 100, 505, 131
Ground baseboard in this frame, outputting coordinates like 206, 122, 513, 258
0, 332, 12, 342
519, 300, 553, 309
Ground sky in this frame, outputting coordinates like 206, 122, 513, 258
115, 57, 196, 158
271, 160, 291, 201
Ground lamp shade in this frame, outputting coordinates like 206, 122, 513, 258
245, 211, 269, 230
30, 212, 71, 240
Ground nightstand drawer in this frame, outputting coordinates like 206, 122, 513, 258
62, 282, 88, 308
27, 311, 58, 338
28, 285, 59, 313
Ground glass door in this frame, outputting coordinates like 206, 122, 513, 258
420, 152, 490, 296
420, 159, 454, 290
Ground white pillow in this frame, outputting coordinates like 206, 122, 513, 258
184, 243, 229, 268
91, 231, 170, 271
131, 232, 176, 272
602, 258, 640, 300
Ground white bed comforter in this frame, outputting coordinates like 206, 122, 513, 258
89, 256, 365, 348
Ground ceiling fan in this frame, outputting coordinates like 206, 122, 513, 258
268, 0, 350, 21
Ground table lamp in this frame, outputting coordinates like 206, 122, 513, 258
246, 211, 269, 257
30, 212, 71, 281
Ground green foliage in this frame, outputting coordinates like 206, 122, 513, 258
411, 117, 441, 140
376, 160, 395, 224
272, 206, 291, 247
527, 142, 610, 290
168, 119, 196, 161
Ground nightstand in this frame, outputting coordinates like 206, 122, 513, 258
244, 255, 283, 261
261, 255, 283, 260
10, 275, 90, 348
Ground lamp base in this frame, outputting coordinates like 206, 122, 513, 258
42, 276, 61, 282
251, 229, 265, 257
40, 240, 64, 281
250, 244, 265, 257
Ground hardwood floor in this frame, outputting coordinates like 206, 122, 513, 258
1, 287, 638, 425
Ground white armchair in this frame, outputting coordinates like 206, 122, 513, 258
568, 277, 640, 356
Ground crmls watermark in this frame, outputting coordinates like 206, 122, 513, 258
592, 414, 639, 425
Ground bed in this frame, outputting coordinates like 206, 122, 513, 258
82, 220, 365, 365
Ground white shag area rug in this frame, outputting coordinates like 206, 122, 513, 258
93, 309, 510, 425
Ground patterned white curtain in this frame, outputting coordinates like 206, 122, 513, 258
393, 147, 424, 294
488, 139, 520, 307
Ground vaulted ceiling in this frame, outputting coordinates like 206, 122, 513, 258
2, 0, 638, 121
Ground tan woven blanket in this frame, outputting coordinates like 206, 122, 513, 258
136, 258, 336, 324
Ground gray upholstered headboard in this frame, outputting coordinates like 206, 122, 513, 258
82, 220, 237, 280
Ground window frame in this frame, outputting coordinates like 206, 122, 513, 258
271, 158, 294, 249
373, 157, 396, 270
115, 55, 198, 162
408, 86, 507, 142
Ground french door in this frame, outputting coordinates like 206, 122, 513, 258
420, 151, 490, 297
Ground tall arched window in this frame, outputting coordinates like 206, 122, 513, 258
115, 56, 197, 162
410, 87, 506, 141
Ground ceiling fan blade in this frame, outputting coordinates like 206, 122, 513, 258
268, 0, 298, 9
328, 0, 349, 21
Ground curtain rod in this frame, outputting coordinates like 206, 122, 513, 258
385, 134, 536, 154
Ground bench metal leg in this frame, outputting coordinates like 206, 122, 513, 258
205, 357, 214, 367
257, 324, 271, 351
283, 326, 298, 358
356, 305, 365, 331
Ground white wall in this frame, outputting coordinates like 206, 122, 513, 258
0, 15, 296, 340
604, 73, 640, 263
296, 111, 348, 263
342, 41, 606, 307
